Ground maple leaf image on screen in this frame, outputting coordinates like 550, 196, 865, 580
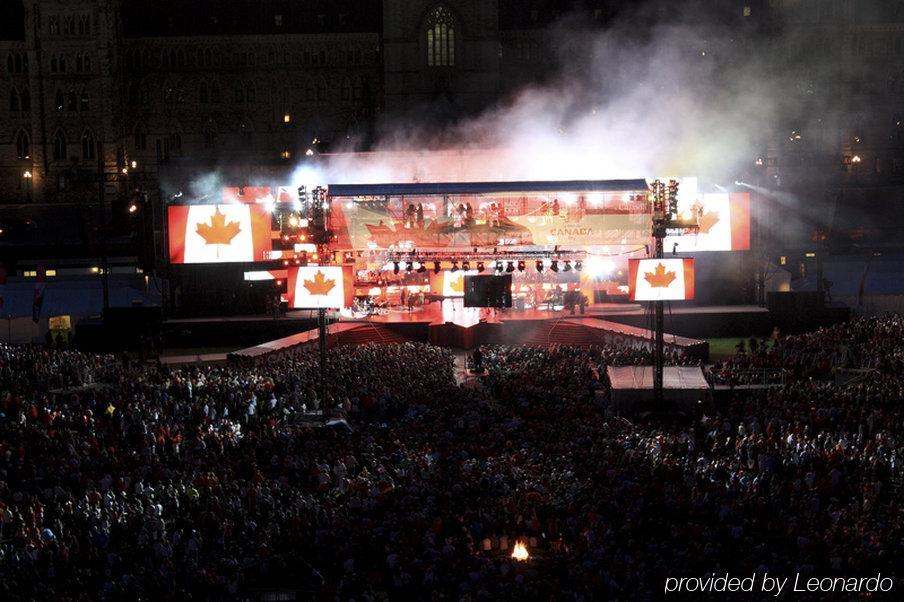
696, 208, 720, 234
196, 208, 242, 246
448, 274, 465, 293
303, 270, 336, 296
643, 263, 677, 288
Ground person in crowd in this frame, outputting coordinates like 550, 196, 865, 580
0, 315, 902, 599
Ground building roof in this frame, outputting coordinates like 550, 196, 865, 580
122, 0, 382, 37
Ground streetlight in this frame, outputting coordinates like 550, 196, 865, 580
22, 170, 33, 202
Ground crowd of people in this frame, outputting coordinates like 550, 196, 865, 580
1, 316, 902, 599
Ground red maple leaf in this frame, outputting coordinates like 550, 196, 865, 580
303, 271, 336, 296
697, 209, 720, 234
196, 207, 242, 245
644, 263, 677, 288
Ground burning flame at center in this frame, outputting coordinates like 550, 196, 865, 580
511, 540, 530, 561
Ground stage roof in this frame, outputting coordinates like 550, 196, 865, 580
607, 366, 710, 391
327, 179, 650, 197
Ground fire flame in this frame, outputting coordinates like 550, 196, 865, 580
511, 540, 530, 561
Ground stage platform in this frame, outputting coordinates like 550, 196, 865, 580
219, 300, 766, 362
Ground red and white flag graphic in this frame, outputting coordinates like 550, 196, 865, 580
168, 204, 272, 264
286, 266, 353, 309
628, 258, 695, 301
665, 192, 750, 252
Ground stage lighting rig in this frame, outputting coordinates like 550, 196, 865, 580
393, 262, 400, 275
451, 261, 459, 273
405, 261, 413, 273
476, 261, 485, 273
495, 261, 504, 273
550, 260, 559, 273
575, 260, 582, 272
517, 260, 525, 272
506, 261, 515, 273
416, 262, 426, 273
434, 261, 441, 274
536, 260, 544, 273
462, 260, 471, 271
563, 260, 572, 272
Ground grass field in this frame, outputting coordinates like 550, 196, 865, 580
707, 337, 773, 362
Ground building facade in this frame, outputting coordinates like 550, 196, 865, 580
0, 0, 903, 251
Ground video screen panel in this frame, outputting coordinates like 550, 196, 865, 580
628, 258, 695, 301
286, 266, 354, 309
464, 275, 513, 308
664, 192, 750, 252
168, 204, 273, 264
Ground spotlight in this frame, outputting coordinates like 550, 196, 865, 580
476, 261, 485, 273
462, 260, 470, 271
393, 262, 400, 275
416, 262, 426, 273
405, 261, 413, 273
506, 261, 515, 273
575, 260, 582, 272
551, 260, 559, 273
495, 261, 504, 272
434, 261, 441, 274
563, 260, 572, 272
536, 260, 544, 273
517, 260, 525, 272
451, 261, 459, 273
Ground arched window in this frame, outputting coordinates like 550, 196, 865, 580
59, 55, 67, 73
15, 130, 30, 159
210, 81, 220, 103
305, 80, 315, 101
50, 55, 58, 72
134, 123, 147, 150
426, 6, 455, 67
239, 120, 252, 146
55, 89, 64, 111
82, 129, 96, 160
170, 131, 182, 155
199, 81, 209, 103
316, 77, 326, 101
21, 87, 30, 112
341, 77, 351, 100
353, 76, 363, 100
53, 130, 67, 160
14, 53, 22, 72
6, 53, 12, 73
79, 88, 89, 111
66, 90, 77, 111
234, 84, 244, 103
244, 81, 255, 103
76, 55, 83, 72
9, 87, 19, 112
127, 81, 138, 105
204, 48, 212, 67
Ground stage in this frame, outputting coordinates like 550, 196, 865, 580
211, 300, 771, 362
336, 299, 771, 340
